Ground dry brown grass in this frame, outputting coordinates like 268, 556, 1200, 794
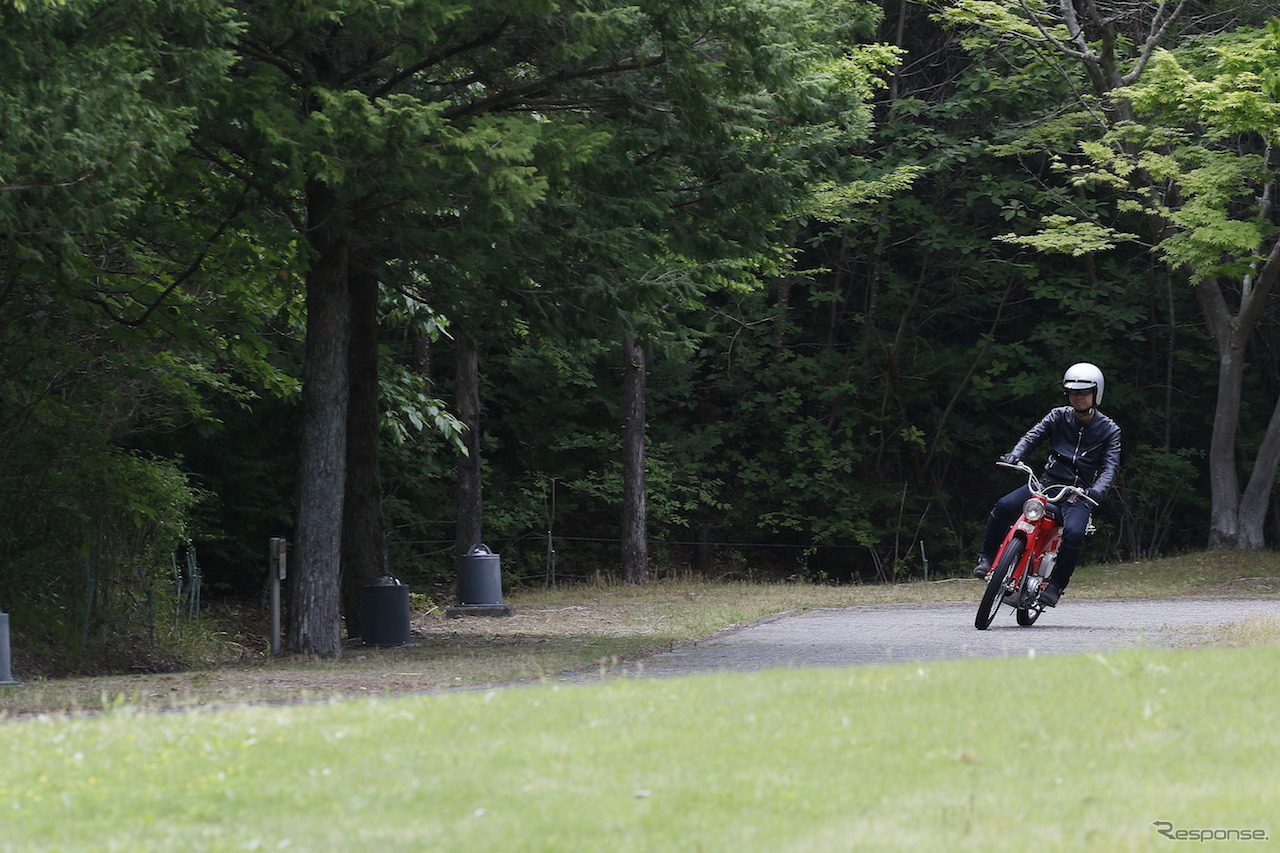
2, 551, 1277, 716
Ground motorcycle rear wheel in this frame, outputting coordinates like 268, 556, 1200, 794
975, 538, 1023, 630
1016, 605, 1041, 626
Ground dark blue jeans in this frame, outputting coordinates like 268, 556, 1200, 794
980, 485, 1092, 590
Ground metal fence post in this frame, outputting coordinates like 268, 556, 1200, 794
269, 538, 287, 655
0, 610, 19, 686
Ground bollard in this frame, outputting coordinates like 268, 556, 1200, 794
0, 610, 20, 686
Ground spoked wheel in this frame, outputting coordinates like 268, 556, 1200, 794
1016, 605, 1041, 627
975, 538, 1023, 630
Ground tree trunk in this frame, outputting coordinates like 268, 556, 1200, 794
621, 336, 649, 584
1198, 263, 1280, 550
1239, 395, 1280, 550
340, 260, 387, 639
1202, 323, 1245, 550
455, 330, 483, 556
287, 179, 349, 657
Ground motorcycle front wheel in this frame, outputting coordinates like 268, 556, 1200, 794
975, 538, 1023, 630
1016, 605, 1041, 626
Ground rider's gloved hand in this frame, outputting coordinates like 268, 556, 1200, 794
999, 454, 1021, 466
1086, 487, 1104, 504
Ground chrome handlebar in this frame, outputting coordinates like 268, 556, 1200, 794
995, 460, 1098, 507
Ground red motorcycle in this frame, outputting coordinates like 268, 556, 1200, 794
974, 461, 1097, 630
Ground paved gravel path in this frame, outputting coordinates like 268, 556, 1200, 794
577, 597, 1280, 681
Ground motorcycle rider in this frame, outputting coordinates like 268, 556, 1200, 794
972, 363, 1121, 606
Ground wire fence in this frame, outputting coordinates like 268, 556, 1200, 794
395, 532, 946, 587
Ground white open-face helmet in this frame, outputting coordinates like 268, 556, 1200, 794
1063, 362, 1105, 406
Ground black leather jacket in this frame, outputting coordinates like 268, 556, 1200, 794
1010, 406, 1121, 497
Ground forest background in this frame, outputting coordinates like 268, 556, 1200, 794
4, 0, 1280, 669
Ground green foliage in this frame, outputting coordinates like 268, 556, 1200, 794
995, 214, 1140, 256
958, 18, 1280, 281
0, 0, 238, 245
0, 437, 203, 672
1113, 445, 1206, 559
4, 0, 1265, 675
922, 0, 1280, 554
0, 0, 300, 661
1098, 29, 1280, 281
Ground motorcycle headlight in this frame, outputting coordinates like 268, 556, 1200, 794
1022, 499, 1046, 522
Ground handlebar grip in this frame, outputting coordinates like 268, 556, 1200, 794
1059, 485, 1099, 506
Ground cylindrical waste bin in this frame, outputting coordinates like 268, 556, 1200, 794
361, 574, 410, 647
457, 544, 503, 605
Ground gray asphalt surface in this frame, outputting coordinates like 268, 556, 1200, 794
576, 597, 1280, 680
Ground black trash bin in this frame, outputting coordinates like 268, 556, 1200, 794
361, 573, 410, 647
457, 544, 503, 605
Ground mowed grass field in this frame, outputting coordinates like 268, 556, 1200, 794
1, 551, 1277, 851
2, 645, 1277, 851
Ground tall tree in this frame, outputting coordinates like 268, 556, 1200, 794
289, 180, 350, 655
621, 337, 649, 583
454, 330, 483, 558
1115, 24, 1280, 549
202, 1, 561, 654
937, 0, 1280, 549
340, 261, 386, 637
202, 0, 898, 652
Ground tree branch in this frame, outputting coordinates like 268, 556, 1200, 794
442, 49, 669, 120
374, 17, 514, 98
1239, 236, 1280, 333
1122, 0, 1191, 85
1051, 0, 1097, 61
0, 172, 96, 193
1194, 277, 1232, 346
235, 37, 306, 85
84, 193, 248, 329
190, 142, 305, 234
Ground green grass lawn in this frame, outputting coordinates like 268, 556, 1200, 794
0, 551, 1277, 850
2, 643, 1276, 851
